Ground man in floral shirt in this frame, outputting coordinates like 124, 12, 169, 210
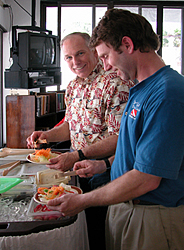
27, 32, 134, 250
65, 58, 133, 150
27, 32, 134, 174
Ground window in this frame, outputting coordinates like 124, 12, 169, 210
95, 7, 107, 26
61, 7, 92, 38
46, 7, 58, 36
41, 1, 184, 90
44, 4, 108, 90
116, 6, 139, 13
60, 7, 93, 89
163, 8, 182, 73
45, 7, 58, 91
142, 7, 157, 33
115, 6, 157, 32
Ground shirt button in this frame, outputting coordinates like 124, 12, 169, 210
125, 112, 128, 115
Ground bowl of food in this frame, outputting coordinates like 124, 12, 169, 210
27, 148, 60, 164
34, 183, 83, 205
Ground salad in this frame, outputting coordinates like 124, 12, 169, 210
37, 183, 75, 203
30, 148, 59, 163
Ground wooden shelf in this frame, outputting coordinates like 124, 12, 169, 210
6, 92, 65, 148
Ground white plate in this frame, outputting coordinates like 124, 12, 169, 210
33, 186, 83, 205
26, 151, 61, 164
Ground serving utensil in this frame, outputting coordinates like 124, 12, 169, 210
0, 160, 29, 170
0, 148, 35, 158
2, 160, 21, 176
54, 170, 77, 179
0, 161, 20, 170
34, 139, 47, 148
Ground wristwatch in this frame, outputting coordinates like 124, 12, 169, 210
77, 149, 87, 161
104, 158, 111, 171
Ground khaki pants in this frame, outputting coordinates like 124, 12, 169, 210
105, 201, 184, 250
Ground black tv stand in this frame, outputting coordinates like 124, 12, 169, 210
5, 68, 61, 89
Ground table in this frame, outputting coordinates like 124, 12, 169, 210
0, 211, 89, 250
0, 153, 90, 250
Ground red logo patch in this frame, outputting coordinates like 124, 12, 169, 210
130, 109, 137, 118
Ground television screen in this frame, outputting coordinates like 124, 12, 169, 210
18, 32, 60, 71
30, 36, 55, 66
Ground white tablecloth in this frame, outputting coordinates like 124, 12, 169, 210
0, 153, 89, 250
0, 211, 89, 250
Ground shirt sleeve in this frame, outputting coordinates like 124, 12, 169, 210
104, 76, 132, 135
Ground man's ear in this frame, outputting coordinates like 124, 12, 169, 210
121, 36, 134, 53
93, 48, 99, 58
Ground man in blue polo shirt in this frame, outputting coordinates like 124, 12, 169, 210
111, 65, 184, 207
48, 9, 184, 250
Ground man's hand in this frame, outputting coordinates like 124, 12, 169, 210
47, 151, 79, 172
47, 193, 87, 217
73, 159, 107, 177
26, 131, 47, 148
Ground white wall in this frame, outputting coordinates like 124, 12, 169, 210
0, 0, 40, 145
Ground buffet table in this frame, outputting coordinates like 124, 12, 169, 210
0, 152, 90, 250
0, 211, 89, 250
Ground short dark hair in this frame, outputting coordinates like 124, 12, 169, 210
61, 32, 90, 47
90, 8, 160, 53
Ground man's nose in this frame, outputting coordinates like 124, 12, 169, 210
103, 60, 112, 71
72, 56, 80, 65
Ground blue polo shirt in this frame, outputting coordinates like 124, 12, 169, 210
111, 66, 184, 207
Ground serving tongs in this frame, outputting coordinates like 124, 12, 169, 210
1, 160, 21, 176
54, 170, 77, 179
0, 148, 35, 158
0, 161, 19, 170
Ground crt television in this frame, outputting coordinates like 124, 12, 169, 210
18, 31, 60, 71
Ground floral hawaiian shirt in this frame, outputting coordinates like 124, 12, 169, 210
65, 60, 134, 150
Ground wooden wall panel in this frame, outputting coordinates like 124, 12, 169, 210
6, 95, 35, 148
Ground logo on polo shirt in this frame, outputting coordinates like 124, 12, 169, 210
130, 109, 137, 118
129, 100, 140, 120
